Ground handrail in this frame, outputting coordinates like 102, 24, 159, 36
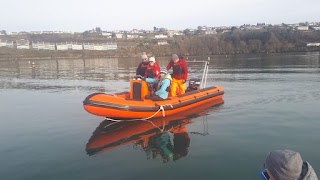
186, 60, 210, 89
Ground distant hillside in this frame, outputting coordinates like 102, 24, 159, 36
1, 29, 320, 60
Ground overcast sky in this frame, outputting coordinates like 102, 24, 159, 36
1, 0, 319, 32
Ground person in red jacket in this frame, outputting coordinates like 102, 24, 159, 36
166, 54, 188, 96
145, 57, 160, 78
145, 57, 160, 94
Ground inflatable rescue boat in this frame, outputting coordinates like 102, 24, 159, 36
83, 61, 224, 119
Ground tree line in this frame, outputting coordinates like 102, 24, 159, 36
170, 29, 320, 56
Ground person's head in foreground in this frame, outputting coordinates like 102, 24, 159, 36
260, 149, 318, 180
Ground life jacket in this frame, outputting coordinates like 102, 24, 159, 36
145, 62, 160, 78
156, 74, 172, 92
137, 62, 148, 76
172, 59, 185, 76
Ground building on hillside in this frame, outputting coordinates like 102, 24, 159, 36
296, 26, 309, 31
154, 34, 168, 39
56, 42, 69, 50
83, 43, 95, 50
18, 31, 29, 35
222, 30, 231, 33
42, 31, 54, 34
16, 39, 30, 49
167, 30, 185, 37
0, 39, 5, 47
30, 31, 42, 34
307, 43, 320, 46
66, 42, 73, 50
0, 40, 13, 48
312, 26, 320, 31
83, 43, 117, 51
126, 34, 139, 39
72, 43, 83, 50
157, 40, 168, 45
6, 40, 14, 48
106, 43, 117, 50
102, 31, 112, 37
7, 32, 18, 35
183, 29, 196, 35
114, 33, 124, 39
205, 29, 217, 35
130, 29, 139, 34
33, 42, 56, 50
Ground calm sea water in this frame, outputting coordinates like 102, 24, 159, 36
0, 52, 319, 180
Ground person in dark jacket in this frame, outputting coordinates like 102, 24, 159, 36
260, 149, 318, 180
136, 53, 149, 77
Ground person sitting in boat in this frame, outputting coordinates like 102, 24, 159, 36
136, 52, 149, 77
166, 54, 188, 96
145, 57, 160, 78
145, 68, 172, 101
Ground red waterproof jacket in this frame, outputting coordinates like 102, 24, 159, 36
166, 58, 188, 80
145, 62, 160, 78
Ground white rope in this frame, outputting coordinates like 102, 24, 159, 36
103, 104, 173, 132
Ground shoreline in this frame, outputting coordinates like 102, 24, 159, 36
0, 49, 319, 61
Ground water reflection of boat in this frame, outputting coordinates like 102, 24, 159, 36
86, 99, 224, 162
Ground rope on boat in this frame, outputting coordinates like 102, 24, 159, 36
103, 104, 173, 132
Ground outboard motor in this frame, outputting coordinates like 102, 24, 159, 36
186, 78, 200, 92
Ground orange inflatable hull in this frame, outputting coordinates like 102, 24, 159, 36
83, 86, 224, 119
86, 98, 224, 155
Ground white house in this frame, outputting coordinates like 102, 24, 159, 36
154, 34, 168, 39
114, 33, 124, 39
102, 31, 112, 36
130, 29, 139, 34
307, 43, 320, 46
16, 39, 30, 49
72, 43, 83, 50
32, 42, 42, 49
296, 26, 309, 31
33, 42, 55, 50
56, 43, 69, 50
6, 40, 14, 48
106, 43, 117, 50
42, 31, 54, 34
313, 26, 320, 31
0, 40, 12, 47
45, 43, 55, 50
205, 30, 217, 35
0, 40, 5, 47
30, 31, 42, 34
126, 34, 139, 39
157, 40, 168, 45
83, 43, 95, 50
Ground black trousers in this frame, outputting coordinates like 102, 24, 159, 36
149, 94, 165, 101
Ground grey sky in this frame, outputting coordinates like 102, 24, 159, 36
1, 0, 319, 32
